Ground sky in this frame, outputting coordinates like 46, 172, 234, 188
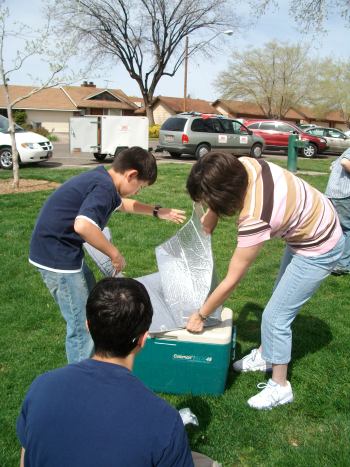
5, 0, 350, 102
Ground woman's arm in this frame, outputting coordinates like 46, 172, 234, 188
119, 198, 186, 224
186, 243, 264, 333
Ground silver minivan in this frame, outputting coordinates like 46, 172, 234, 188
157, 112, 265, 159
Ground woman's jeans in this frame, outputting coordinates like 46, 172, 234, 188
38, 263, 96, 364
261, 236, 344, 365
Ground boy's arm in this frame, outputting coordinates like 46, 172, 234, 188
20, 448, 25, 467
74, 218, 125, 272
119, 198, 186, 224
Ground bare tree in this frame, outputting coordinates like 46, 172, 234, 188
49, 0, 239, 125
0, 1, 92, 188
308, 58, 350, 128
249, 0, 350, 31
215, 41, 314, 119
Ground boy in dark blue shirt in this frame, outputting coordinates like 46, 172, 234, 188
29, 147, 185, 363
17, 277, 194, 467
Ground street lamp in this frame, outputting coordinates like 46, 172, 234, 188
183, 29, 233, 112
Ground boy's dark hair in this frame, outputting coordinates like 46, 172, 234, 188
186, 152, 248, 216
86, 277, 153, 358
112, 146, 157, 185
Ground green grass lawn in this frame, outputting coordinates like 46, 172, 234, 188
1, 162, 349, 466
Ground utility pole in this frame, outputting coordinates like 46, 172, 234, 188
183, 36, 188, 112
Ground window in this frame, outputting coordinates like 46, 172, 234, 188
278, 123, 295, 133
327, 129, 343, 138
308, 128, 324, 137
219, 119, 234, 134
247, 122, 259, 129
161, 118, 187, 131
191, 118, 214, 133
260, 122, 276, 130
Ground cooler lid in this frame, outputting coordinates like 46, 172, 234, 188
148, 307, 233, 345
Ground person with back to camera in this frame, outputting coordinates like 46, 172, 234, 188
29, 146, 186, 364
17, 277, 194, 467
185, 152, 344, 410
325, 147, 350, 275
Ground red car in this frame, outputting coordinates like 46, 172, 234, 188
244, 120, 328, 158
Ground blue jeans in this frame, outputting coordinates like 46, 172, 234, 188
330, 197, 350, 270
38, 263, 96, 363
261, 236, 344, 364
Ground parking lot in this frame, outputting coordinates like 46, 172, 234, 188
37, 141, 316, 169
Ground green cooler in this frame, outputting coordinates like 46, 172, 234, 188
133, 308, 235, 395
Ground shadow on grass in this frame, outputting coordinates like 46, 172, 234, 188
176, 397, 213, 449
227, 301, 332, 388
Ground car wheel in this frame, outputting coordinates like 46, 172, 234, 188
168, 152, 180, 159
302, 143, 317, 158
93, 153, 107, 162
250, 143, 263, 158
0, 147, 13, 170
195, 143, 210, 160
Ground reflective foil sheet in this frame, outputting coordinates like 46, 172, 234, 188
84, 204, 222, 333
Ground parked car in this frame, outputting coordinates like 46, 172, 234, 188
0, 115, 53, 170
304, 127, 350, 155
157, 112, 265, 159
244, 119, 328, 158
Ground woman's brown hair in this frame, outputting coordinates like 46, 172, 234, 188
186, 152, 248, 216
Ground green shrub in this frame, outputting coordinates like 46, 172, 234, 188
13, 109, 27, 126
149, 124, 160, 139
31, 126, 50, 138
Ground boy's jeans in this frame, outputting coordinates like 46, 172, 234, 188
38, 262, 96, 364
261, 235, 344, 364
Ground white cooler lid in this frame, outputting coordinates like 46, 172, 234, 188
149, 307, 233, 345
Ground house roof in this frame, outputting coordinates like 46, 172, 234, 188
0, 84, 137, 112
212, 99, 303, 120
154, 96, 219, 114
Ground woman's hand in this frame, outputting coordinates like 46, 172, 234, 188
158, 208, 186, 224
186, 312, 205, 333
201, 209, 219, 234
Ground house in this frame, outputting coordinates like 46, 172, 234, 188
135, 96, 220, 125
212, 99, 349, 131
0, 82, 138, 134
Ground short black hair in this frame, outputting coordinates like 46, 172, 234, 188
86, 277, 153, 358
112, 146, 157, 185
186, 152, 248, 216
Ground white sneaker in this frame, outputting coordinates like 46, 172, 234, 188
233, 348, 272, 372
247, 379, 294, 410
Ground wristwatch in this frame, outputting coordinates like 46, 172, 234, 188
198, 311, 208, 321
153, 205, 162, 218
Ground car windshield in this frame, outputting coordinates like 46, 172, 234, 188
0, 115, 25, 133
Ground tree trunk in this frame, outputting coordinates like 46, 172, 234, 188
143, 95, 155, 126
6, 102, 20, 189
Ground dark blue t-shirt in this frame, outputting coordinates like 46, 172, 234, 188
29, 166, 122, 271
17, 359, 194, 467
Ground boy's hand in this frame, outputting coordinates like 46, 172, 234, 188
158, 208, 186, 224
110, 250, 126, 273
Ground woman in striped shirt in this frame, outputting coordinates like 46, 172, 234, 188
186, 152, 344, 410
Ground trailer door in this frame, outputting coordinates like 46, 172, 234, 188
101, 116, 149, 155
69, 117, 99, 153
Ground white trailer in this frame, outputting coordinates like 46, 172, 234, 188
69, 116, 149, 161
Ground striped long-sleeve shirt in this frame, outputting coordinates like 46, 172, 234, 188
237, 157, 342, 256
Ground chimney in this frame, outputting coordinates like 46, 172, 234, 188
88, 81, 96, 88
81, 81, 88, 87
